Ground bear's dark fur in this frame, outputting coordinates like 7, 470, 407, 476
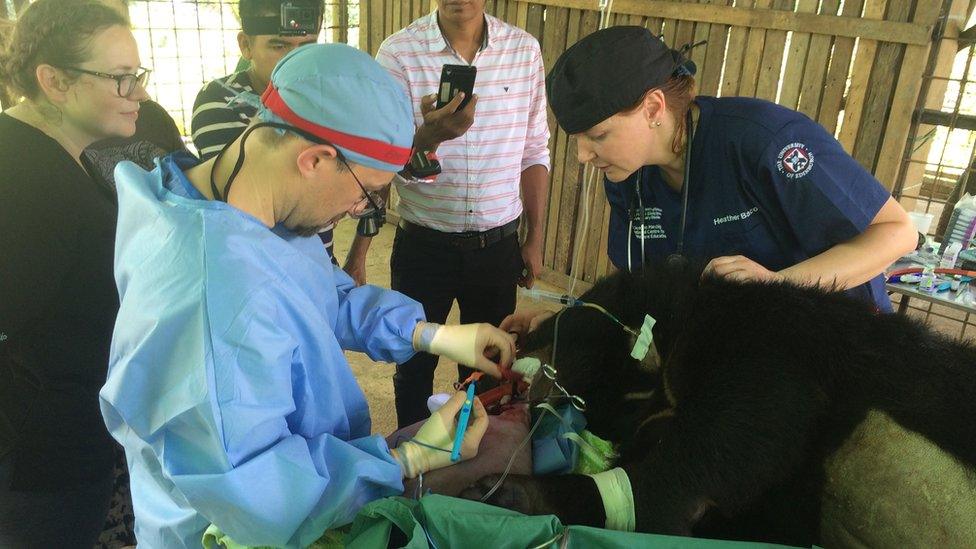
461, 262, 976, 545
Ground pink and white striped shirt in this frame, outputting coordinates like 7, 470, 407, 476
376, 11, 551, 233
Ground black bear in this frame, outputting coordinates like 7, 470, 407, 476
461, 262, 976, 547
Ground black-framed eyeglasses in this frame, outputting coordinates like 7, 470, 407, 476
53, 66, 151, 99
231, 120, 385, 217
338, 156, 385, 219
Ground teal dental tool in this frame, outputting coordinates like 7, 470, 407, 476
451, 382, 476, 462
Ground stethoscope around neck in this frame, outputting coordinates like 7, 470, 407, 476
628, 108, 694, 272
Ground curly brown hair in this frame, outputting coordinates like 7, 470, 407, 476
0, 0, 126, 101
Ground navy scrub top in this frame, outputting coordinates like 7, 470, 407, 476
605, 96, 894, 312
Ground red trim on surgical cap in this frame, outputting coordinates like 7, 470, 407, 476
261, 85, 411, 166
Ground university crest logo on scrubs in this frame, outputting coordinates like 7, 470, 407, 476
776, 142, 815, 179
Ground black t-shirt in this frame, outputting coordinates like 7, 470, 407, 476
0, 112, 119, 489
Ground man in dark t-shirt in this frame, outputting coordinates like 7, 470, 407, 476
191, 71, 259, 161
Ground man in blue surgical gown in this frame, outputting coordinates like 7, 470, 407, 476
100, 44, 516, 548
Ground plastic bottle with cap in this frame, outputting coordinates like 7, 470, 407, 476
919, 267, 937, 293
941, 241, 963, 269
941, 194, 976, 254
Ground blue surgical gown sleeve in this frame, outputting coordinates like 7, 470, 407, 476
329, 262, 425, 364
103, 287, 407, 548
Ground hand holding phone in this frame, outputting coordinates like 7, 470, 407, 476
436, 64, 477, 112
413, 65, 479, 151
414, 93, 478, 152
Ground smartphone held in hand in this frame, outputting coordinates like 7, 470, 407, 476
437, 64, 477, 112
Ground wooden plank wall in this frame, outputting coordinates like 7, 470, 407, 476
0, 4, 13, 110
359, 0, 940, 289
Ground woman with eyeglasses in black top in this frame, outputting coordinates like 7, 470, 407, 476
0, 0, 151, 545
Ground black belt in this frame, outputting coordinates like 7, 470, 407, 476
398, 218, 519, 251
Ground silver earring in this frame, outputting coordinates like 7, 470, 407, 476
654, 120, 662, 127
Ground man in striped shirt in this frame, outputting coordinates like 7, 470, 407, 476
190, 0, 337, 259
348, 0, 550, 428
191, 71, 259, 162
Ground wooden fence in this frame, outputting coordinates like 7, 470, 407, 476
360, 0, 942, 289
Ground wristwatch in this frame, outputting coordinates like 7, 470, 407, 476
402, 149, 441, 180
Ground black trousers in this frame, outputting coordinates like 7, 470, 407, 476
391, 225, 523, 429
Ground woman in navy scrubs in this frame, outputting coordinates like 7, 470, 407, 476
540, 25, 916, 314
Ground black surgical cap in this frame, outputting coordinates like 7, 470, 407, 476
546, 26, 696, 134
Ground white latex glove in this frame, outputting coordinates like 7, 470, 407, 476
390, 391, 488, 478
413, 322, 515, 377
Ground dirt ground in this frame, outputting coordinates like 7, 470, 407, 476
331, 218, 560, 436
